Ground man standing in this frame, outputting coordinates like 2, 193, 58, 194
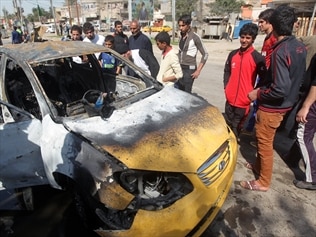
82, 22, 105, 45
241, 5, 307, 192
116, 44, 159, 78
129, 20, 153, 54
70, 25, 83, 41
12, 26, 21, 44
177, 14, 208, 93
294, 54, 316, 190
226, 23, 233, 42
113, 20, 129, 53
82, 22, 105, 59
223, 23, 266, 139
243, 8, 277, 135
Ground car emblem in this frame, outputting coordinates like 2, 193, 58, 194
219, 160, 226, 171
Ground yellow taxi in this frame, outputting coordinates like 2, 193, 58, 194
0, 41, 237, 237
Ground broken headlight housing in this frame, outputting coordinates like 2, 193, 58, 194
115, 170, 193, 211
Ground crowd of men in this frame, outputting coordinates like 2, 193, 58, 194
5, 6, 316, 191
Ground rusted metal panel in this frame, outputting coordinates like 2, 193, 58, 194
1, 41, 110, 64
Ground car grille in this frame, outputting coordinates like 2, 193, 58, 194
197, 140, 231, 186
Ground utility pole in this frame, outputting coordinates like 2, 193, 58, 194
50, 0, 58, 36
128, 0, 132, 21
76, 0, 80, 24
68, 0, 72, 25
172, 0, 175, 42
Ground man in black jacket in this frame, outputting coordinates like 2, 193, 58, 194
113, 21, 129, 53
241, 5, 307, 192
129, 20, 153, 54
116, 43, 159, 78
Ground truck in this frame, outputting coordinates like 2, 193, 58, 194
196, 16, 227, 39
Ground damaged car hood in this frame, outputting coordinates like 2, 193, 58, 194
64, 87, 230, 172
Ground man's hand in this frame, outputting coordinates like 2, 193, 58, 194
191, 70, 200, 80
296, 107, 309, 123
248, 88, 259, 101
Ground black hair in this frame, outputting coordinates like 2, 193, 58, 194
178, 15, 192, 25
270, 4, 296, 36
82, 22, 94, 33
71, 25, 82, 34
155, 31, 170, 45
239, 23, 259, 40
114, 21, 122, 27
105, 34, 115, 43
258, 8, 274, 23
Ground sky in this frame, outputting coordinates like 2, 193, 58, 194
0, 0, 65, 15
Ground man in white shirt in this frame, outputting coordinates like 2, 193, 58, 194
82, 22, 105, 58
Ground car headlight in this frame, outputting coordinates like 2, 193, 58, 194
115, 170, 193, 210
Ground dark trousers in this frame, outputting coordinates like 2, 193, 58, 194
297, 102, 316, 183
224, 101, 247, 137
176, 66, 195, 93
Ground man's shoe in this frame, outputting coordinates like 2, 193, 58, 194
293, 180, 316, 190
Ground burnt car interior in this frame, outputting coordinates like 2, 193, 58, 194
5, 59, 42, 119
4, 54, 149, 120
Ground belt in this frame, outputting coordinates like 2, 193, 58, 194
181, 65, 196, 69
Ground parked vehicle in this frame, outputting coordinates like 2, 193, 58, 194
0, 26, 9, 38
143, 25, 172, 33
44, 23, 56, 33
0, 41, 237, 236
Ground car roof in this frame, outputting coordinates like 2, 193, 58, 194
0, 41, 110, 64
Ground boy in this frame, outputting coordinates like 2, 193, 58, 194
99, 35, 120, 92
155, 31, 183, 86
223, 23, 266, 138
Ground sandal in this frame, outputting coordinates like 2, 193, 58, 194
240, 180, 268, 192
244, 162, 259, 174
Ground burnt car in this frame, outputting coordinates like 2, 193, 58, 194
0, 41, 237, 236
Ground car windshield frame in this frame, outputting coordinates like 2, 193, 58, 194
0, 41, 163, 121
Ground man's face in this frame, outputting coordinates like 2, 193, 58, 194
84, 29, 95, 40
71, 30, 81, 41
258, 19, 272, 34
239, 34, 254, 50
178, 21, 190, 34
115, 24, 123, 33
130, 23, 140, 36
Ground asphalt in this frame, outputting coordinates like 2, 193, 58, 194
2, 32, 316, 237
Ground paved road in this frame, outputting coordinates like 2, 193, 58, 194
1, 32, 315, 237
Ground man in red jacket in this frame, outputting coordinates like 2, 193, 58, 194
242, 5, 307, 192
223, 23, 266, 138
